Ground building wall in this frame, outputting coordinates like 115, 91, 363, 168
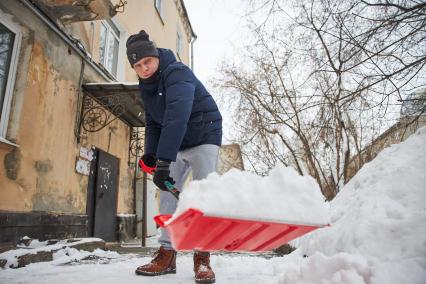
112, 0, 191, 63
346, 116, 426, 182
71, 0, 192, 83
218, 144, 245, 174
0, 0, 133, 215
0, 0, 195, 244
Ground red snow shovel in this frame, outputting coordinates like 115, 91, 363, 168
140, 158, 326, 252
154, 209, 325, 252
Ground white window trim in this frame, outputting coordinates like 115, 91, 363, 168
0, 12, 22, 140
155, 0, 165, 23
0, 136, 19, 147
100, 19, 123, 79
176, 25, 183, 60
111, 18, 126, 82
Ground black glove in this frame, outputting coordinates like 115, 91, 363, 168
153, 160, 176, 191
141, 154, 156, 167
138, 154, 157, 174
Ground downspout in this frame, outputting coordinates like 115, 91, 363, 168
74, 58, 85, 142
141, 131, 147, 247
19, 0, 114, 82
190, 34, 197, 71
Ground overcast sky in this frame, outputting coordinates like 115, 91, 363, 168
184, 0, 248, 84
183, 0, 251, 142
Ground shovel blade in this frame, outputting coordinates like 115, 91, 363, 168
154, 208, 326, 252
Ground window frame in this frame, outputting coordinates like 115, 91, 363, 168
0, 14, 22, 139
99, 20, 120, 78
155, 0, 165, 24
176, 26, 183, 60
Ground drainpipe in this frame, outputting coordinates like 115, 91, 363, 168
142, 170, 147, 247
190, 34, 197, 71
141, 131, 147, 247
19, 0, 114, 82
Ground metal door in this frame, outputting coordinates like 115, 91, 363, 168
87, 149, 119, 242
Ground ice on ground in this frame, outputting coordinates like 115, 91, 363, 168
174, 165, 330, 226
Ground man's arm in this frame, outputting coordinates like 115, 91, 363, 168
156, 66, 196, 161
144, 111, 161, 156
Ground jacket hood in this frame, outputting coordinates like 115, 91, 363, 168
138, 48, 177, 89
158, 48, 177, 73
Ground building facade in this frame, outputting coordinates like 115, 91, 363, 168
0, 0, 196, 244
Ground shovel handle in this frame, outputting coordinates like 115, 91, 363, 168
139, 159, 179, 200
164, 180, 180, 200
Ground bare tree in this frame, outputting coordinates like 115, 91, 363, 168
218, 0, 426, 199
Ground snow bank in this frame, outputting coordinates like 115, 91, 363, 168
0, 238, 104, 268
175, 165, 330, 226
281, 126, 426, 283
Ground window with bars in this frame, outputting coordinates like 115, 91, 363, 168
99, 20, 120, 77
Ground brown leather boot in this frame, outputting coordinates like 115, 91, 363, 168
194, 251, 215, 283
135, 246, 176, 276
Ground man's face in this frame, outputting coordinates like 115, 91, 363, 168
133, 56, 160, 79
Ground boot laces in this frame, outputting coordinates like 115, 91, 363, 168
151, 247, 170, 263
195, 253, 210, 267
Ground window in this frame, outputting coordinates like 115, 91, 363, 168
155, 0, 164, 22
0, 17, 20, 139
176, 27, 183, 59
99, 20, 120, 77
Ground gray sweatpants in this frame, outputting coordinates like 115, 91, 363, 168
158, 144, 220, 249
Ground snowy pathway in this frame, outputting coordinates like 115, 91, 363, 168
0, 252, 294, 284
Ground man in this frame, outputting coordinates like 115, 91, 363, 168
126, 30, 222, 284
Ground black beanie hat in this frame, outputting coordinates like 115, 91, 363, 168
126, 30, 159, 67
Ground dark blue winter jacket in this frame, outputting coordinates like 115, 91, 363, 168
139, 48, 222, 162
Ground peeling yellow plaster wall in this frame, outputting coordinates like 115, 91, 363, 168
80, 115, 134, 214
0, 40, 134, 214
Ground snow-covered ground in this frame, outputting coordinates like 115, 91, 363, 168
0, 238, 104, 268
1, 127, 425, 283
0, 248, 299, 284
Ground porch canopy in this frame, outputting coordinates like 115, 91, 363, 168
83, 82, 146, 127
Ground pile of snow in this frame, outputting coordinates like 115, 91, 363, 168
280, 126, 426, 283
175, 165, 330, 226
52, 247, 123, 265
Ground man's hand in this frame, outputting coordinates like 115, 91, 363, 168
138, 154, 157, 174
141, 154, 156, 167
153, 160, 175, 191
